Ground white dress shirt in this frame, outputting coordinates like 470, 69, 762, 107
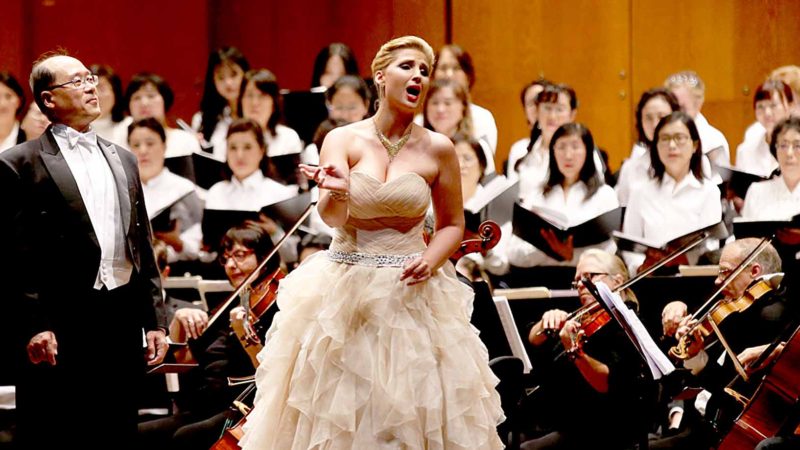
205, 170, 298, 211
52, 124, 133, 290
471, 103, 498, 155
164, 128, 203, 158
695, 112, 730, 166
615, 143, 651, 206
266, 124, 304, 157
623, 173, 721, 253
486, 183, 619, 274
741, 176, 800, 220
735, 130, 779, 178
0, 122, 20, 152
191, 109, 231, 161
142, 168, 204, 261
93, 116, 132, 148
506, 137, 530, 177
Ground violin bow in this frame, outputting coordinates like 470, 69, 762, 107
205, 201, 318, 329
684, 235, 773, 381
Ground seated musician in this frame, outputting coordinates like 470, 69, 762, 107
623, 111, 722, 271
488, 123, 618, 275
139, 225, 283, 449
521, 249, 648, 449
659, 238, 794, 448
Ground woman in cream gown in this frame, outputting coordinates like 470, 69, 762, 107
239, 36, 504, 450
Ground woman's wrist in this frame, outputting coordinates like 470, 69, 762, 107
326, 189, 349, 202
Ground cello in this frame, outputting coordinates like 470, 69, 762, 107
717, 324, 800, 449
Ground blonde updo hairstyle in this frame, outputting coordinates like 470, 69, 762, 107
371, 36, 435, 100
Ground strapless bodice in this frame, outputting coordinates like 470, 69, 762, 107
330, 171, 431, 255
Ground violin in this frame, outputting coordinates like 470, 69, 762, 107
449, 220, 501, 263
668, 236, 776, 363
669, 277, 777, 360
540, 230, 709, 343
231, 267, 285, 368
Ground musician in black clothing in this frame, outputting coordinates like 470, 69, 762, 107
521, 249, 650, 450
138, 225, 281, 449
664, 238, 796, 448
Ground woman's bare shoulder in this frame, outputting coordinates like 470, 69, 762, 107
417, 126, 455, 157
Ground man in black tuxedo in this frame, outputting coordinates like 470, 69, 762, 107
0, 53, 168, 449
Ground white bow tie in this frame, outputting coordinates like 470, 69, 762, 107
64, 127, 98, 149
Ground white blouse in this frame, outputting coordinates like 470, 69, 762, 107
142, 168, 204, 261
485, 182, 619, 274
191, 109, 231, 162
205, 170, 298, 211
0, 122, 20, 152
615, 143, 651, 206
164, 128, 203, 158
741, 176, 800, 220
695, 112, 730, 166
623, 174, 722, 247
735, 130, 778, 178
471, 103, 498, 156
265, 124, 304, 157
93, 116, 132, 148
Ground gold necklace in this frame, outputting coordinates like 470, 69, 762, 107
373, 119, 412, 161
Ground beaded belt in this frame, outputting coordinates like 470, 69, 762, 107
326, 250, 421, 267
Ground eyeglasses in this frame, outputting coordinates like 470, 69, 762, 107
717, 264, 752, 279
776, 141, 800, 152
47, 74, 99, 91
327, 104, 363, 113
218, 249, 255, 266
571, 272, 609, 289
657, 133, 691, 146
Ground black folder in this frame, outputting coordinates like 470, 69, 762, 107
613, 221, 728, 253
164, 152, 227, 190
281, 89, 329, 146
733, 215, 800, 239
512, 204, 622, 261
149, 190, 196, 233
259, 192, 313, 230
201, 209, 261, 249
267, 152, 302, 186
464, 177, 519, 232
715, 164, 773, 198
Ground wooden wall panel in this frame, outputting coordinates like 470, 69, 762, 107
22, 0, 210, 124
211, 0, 446, 90
453, 0, 633, 171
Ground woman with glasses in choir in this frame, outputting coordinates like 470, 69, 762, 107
192, 46, 250, 161
89, 64, 130, 147
0, 72, 26, 152
741, 117, 800, 220
121, 72, 202, 157
615, 88, 680, 206
623, 112, 722, 269
487, 123, 618, 275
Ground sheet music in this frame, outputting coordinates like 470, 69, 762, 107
595, 282, 675, 379
492, 296, 533, 374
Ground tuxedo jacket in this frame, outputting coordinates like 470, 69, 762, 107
0, 126, 166, 344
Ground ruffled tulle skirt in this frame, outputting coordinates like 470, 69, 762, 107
239, 251, 505, 450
